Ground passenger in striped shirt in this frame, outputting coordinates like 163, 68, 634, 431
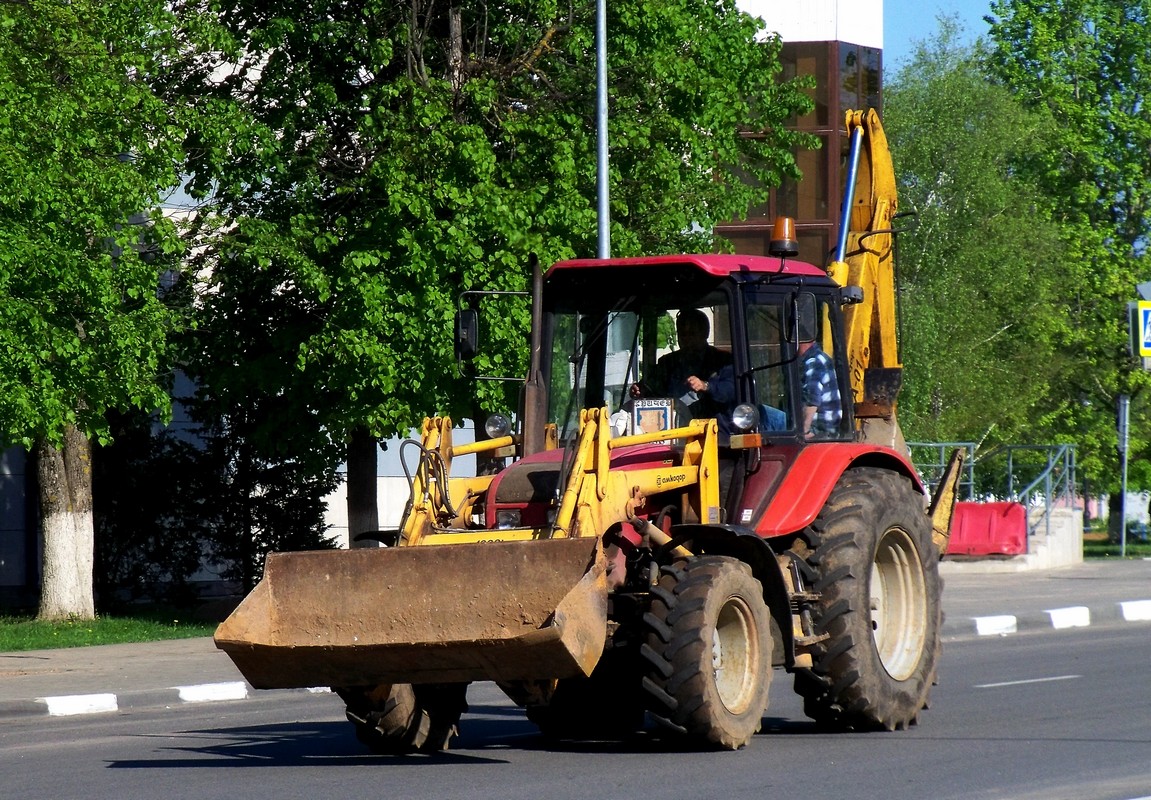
798, 336, 841, 439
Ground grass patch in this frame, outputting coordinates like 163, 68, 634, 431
1084, 540, 1151, 559
0, 608, 218, 652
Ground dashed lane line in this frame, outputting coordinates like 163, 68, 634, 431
974, 675, 1081, 689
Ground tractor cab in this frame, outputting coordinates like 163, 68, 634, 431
536, 254, 856, 449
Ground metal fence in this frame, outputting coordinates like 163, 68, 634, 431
908, 442, 1078, 539
906, 442, 977, 501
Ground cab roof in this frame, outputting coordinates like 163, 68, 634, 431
549, 253, 828, 279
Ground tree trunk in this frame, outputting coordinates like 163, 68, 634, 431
36, 424, 96, 620
1108, 491, 1123, 542
346, 427, 379, 548
1082, 475, 1091, 528
448, 6, 463, 92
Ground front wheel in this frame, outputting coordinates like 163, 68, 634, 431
523, 646, 646, 742
336, 682, 467, 754
641, 556, 772, 749
793, 467, 941, 731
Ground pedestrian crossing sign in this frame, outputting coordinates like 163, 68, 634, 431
1140, 301, 1151, 357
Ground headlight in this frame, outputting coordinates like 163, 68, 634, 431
731, 403, 760, 432
485, 413, 512, 438
496, 509, 522, 529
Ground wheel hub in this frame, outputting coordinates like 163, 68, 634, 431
870, 527, 928, 680
713, 596, 760, 713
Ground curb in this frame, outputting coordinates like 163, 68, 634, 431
0, 682, 332, 721
943, 599, 1151, 640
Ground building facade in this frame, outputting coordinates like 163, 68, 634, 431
0, 450, 34, 606
722, 0, 883, 265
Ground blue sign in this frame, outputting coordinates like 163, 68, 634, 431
1141, 301, 1151, 357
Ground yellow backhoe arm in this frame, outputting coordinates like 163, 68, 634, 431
827, 108, 903, 449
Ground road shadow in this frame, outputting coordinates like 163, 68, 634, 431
105, 717, 523, 769
104, 702, 831, 770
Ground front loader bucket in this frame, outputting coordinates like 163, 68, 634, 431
215, 537, 607, 689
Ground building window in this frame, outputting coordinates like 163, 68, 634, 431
717, 39, 883, 268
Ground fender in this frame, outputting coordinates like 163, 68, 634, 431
753, 442, 925, 538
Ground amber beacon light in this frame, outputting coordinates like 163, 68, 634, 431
768, 216, 799, 258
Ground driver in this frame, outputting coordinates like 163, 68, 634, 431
629, 309, 731, 418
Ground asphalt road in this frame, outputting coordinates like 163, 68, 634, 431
3, 624, 1150, 800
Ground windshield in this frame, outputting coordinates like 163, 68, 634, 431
544, 300, 732, 440
745, 301, 794, 434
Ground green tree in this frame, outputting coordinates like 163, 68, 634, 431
0, 0, 191, 619
883, 21, 1069, 450
168, 1, 813, 529
192, 410, 340, 593
986, 0, 1151, 493
93, 412, 216, 605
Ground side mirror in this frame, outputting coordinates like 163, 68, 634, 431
786, 292, 818, 343
455, 309, 479, 361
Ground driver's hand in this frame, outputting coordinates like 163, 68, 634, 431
686, 375, 708, 393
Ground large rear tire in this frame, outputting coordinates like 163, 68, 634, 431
336, 682, 467, 754
641, 556, 772, 749
792, 467, 940, 731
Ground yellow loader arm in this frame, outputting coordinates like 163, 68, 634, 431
215, 409, 722, 689
825, 108, 965, 553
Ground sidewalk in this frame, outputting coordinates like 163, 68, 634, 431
2, 558, 1149, 720
939, 557, 1151, 636
0, 635, 314, 719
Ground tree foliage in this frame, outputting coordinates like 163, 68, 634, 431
986, 0, 1151, 489
987, 0, 1151, 248
0, 0, 186, 446
94, 400, 339, 602
94, 413, 217, 605
0, 0, 195, 618
883, 22, 1070, 451
190, 409, 340, 593
167, 0, 814, 462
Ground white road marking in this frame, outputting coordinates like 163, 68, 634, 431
40, 693, 118, 716
974, 614, 1018, 636
175, 681, 249, 703
974, 674, 1081, 689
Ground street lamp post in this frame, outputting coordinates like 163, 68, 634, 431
1118, 393, 1130, 557
596, 0, 609, 259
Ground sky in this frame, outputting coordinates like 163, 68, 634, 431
883, 0, 993, 68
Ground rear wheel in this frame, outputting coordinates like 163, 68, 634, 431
336, 682, 467, 754
793, 467, 940, 731
641, 556, 772, 749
